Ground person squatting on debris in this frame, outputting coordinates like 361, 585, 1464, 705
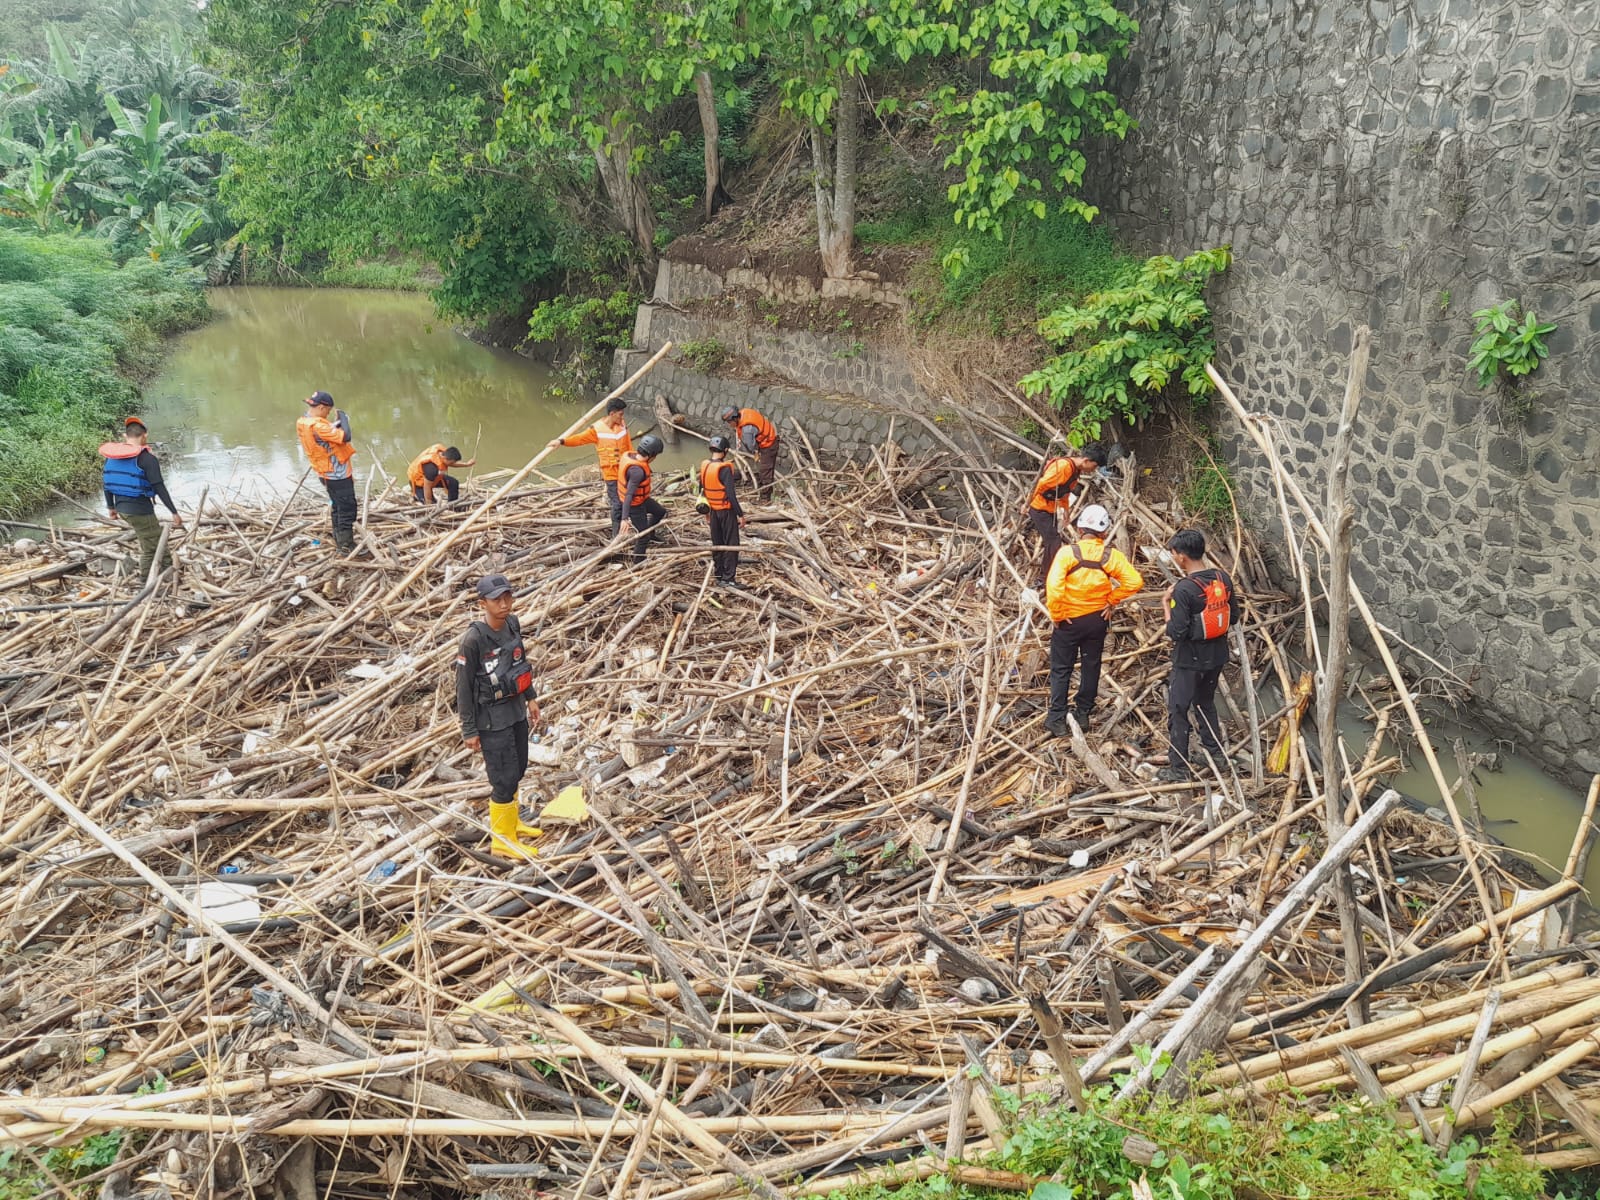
618, 435, 667, 564
696, 435, 747, 587
550, 398, 632, 535
720, 405, 780, 501
296, 390, 358, 553
1044, 503, 1143, 737
456, 574, 543, 860
408, 443, 475, 504
1158, 528, 1242, 782
101, 416, 183, 579
1027, 443, 1107, 589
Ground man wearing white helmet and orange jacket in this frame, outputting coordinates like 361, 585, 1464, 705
1043, 503, 1143, 737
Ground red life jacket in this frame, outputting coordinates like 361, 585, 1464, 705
1191, 571, 1233, 640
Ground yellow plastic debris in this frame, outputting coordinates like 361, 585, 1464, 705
539, 784, 588, 825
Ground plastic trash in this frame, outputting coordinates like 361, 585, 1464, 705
366, 860, 398, 881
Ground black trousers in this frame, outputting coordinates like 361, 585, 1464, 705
708, 508, 740, 580
479, 719, 530, 803
755, 441, 779, 500
625, 498, 666, 562
1030, 507, 1063, 588
1168, 665, 1225, 774
412, 474, 459, 503
322, 476, 358, 550
604, 479, 624, 536
1048, 612, 1107, 720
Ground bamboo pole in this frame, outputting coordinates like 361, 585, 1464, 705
1318, 326, 1371, 1015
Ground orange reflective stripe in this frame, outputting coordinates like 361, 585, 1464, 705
592, 420, 630, 479
699, 460, 730, 509
297, 414, 354, 477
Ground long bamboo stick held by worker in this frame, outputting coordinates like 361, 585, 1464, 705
379, 341, 674, 604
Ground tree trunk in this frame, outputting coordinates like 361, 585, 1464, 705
694, 70, 728, 222
592, 139, 657, 264
809, 73, 858, 279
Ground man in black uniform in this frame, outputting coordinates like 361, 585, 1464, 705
101, 417, 184, 579
697, 435, 746, 586
1158, 529, 1242, 782
455, 574, 542, 859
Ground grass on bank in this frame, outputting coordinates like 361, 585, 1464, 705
0, 229, 206, 519
841, 1082, 1550, 1200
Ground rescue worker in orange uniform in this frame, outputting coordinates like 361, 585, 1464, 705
408, 443, 476, 504
1043, 503, 1143, 737
720, 405, 780, 500
456, 574, 543, 860
618, 435, 667, 563
550, 398, 631, 535
1027, 444, 1107, 589
101, 417, 183, 579
296, 390, 357, 553
1158, 528, 1241, 782
696, 434, 746, 586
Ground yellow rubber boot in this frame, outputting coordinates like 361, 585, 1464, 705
489, 800, 539, 861
510, 792, 543, 841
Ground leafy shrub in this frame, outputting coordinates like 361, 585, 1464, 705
1020, 246, 1231, 443
0, 229, 204, 516
676, 338, 729, 371
1468, 299, 1554, 422
526, 289, 640, 388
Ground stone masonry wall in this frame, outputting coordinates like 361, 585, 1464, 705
1087, 0, 1600, 779
636, 287, 930, 413
609, 350, 944, 460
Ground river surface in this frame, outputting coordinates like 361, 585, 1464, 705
37, 287, 1596, 904
55, 286, 700, 513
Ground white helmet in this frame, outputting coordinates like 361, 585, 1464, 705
1076, 504, 1111, 533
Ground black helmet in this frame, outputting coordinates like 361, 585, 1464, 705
720, 406, 741, 424
707, 435, 731, 453
637, 434, 665, 457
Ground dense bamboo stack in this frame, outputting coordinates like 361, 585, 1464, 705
1, 416, 1596, 1198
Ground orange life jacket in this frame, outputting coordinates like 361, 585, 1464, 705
699, 459, 732, 510
618, 451, 653, 505
564, 419, 632, 480
1191, 571, 1233, 640
408, 444, 452, 489
1030, 458, 1079, 513
734, 408, 778, 450
297, 413, 355, 478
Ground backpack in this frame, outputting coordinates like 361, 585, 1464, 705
1188, 571, 1233, 640
467, 615, 534, 706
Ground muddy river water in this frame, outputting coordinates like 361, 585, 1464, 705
41, 286, 1598, 900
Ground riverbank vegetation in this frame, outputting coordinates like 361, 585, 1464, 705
0, 229, 205, 514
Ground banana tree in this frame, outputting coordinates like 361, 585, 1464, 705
0, 156, 75, 231
140, 198, 208, 262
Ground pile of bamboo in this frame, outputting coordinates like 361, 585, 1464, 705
1, 370, 1597, 1199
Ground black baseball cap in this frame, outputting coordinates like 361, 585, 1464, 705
476, 574, 514, 599
306, 390, 334, 407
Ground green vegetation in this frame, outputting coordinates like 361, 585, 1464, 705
839, 1086, 1543, 1200
1468, 299, 1554, 422
0, 1130, 127, 1199
1179, 438, 1236, 528
677, 337, 731, 372
316, 259, 434, 292
1, 9, 238, 269
1021, 247, 1231, 443
0, 228, 205, 515
526, 290, 642, 384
